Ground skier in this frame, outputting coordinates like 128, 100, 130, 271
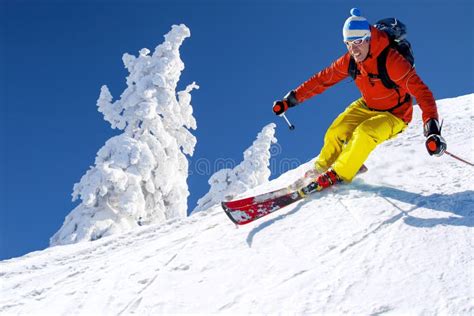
273, 8, 447, 193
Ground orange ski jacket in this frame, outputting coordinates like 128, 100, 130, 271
293, 26, 438, 124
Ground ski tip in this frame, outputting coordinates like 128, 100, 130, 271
221, 202, 242, 225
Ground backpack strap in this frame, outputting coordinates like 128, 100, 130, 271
366, 93, 411, 113
348, 47, 396, 88
348, 46, 411, 113
349, 46, 399, 88
348, 56, 359, 80
377, 46, 397, 89
375, 45, 414, 111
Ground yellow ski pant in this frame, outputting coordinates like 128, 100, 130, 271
315, 98, 407, 182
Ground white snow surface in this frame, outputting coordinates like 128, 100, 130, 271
1, 94, 473, 314
193, 123, 277, 213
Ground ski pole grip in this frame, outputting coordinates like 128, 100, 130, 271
281, 113, 295, 130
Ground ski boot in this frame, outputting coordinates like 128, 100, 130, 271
299, 168, 341, 196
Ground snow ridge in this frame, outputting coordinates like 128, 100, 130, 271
1, 94, 473, 314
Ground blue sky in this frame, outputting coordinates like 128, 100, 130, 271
1, 0, 473, 260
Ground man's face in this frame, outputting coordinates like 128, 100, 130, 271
345, 37, 370, 62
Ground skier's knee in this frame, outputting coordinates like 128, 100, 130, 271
325, 125, 351, 145
353, 123, 381, 144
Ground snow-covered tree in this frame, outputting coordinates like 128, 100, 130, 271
51, 24, 198, 246
192, 123, 277, 213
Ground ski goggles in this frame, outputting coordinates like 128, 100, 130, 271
344, 35, 370, 47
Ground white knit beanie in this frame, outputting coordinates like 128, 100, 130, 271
343, 8, 371, 41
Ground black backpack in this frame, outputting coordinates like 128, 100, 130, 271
348, 18, 415, 91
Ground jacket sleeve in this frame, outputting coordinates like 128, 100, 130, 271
386, 50, 438, 123
293, 54, 350, 103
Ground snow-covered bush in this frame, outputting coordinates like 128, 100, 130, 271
51, 24, 198, 246
192, 123, 277, 213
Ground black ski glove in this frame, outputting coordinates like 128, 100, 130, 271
424, 118, 447, 156
273, 91, 299, 116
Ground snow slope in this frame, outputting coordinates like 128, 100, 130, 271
1, 94, 473, 315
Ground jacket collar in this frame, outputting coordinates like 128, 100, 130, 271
365, 26, 390, 62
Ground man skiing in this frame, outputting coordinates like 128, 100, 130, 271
273, 8, 447, 194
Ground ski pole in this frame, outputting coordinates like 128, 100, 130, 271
439, 120, 473, 166
281, 113, 295, 130
444, 150, 474, 167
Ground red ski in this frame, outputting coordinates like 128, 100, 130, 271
222, 190, 305, 225
222, 165, 368, 225
222, 167, 321, 210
